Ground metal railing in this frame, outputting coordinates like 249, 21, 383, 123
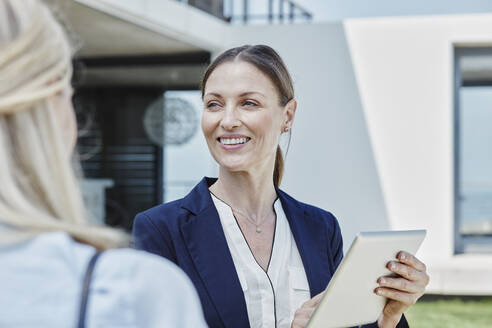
177, 0, 313, 24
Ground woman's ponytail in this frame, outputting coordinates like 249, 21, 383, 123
273, 145, 284, 188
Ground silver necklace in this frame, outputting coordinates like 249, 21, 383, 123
231, 207, 274, 233
210, 188, 275, 233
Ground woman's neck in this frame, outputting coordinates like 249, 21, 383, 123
210, 167, 277, 218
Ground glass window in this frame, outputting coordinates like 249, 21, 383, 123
455, 47, 492, 253
162, 90, 218, 202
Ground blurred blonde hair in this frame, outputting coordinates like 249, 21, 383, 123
0, 0, 126, 249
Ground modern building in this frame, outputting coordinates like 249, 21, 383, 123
57, 0, 492, 295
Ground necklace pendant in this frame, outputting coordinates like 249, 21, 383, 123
256, 226, 262, 233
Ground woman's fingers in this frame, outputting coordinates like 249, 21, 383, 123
397, 251, 427, 272
374, 287, 418, 306
303, 290, 324, 308
294, 307, 314, 318
291, 309, 311, 328
377, 276, 424, 294
374, 253, 430, 322
386, 261, 429, 284
308, 291, 325, 307
291, 291, 325, 328
291, 305, 314, 328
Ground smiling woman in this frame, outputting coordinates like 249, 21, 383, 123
201, 59, 295, 186
133, 45, 428, 328
200, 45, 296, 189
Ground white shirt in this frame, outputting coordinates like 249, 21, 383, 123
211, 194, 311, 328
0, 229, 208, 328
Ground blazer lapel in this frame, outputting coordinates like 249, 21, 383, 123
277, 189, 332, 297
180, 178, 249, 328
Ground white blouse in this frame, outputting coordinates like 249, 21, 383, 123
211, 193, 311, 328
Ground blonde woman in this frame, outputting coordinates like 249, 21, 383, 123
0, 1, 207, 327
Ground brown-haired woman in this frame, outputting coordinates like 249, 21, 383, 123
133, 45, 429, 328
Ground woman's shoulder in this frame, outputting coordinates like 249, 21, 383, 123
91, 247, 200, 308
137, 198, 185, 220
88, 242, 204, 309
97, 247, 191, 286
96, 248, 207, 327
277, 189, 339, 225
297, 201, 341, 240
278, 190, 343, 261
10, 232, 187, 282
134, 177, 212, 227
133, 197, 191, 235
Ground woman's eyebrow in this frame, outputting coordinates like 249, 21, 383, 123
239, 91, 266, 98
204, 91, 266, 99
204, 92, 223, 99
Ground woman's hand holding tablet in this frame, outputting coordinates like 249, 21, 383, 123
306, 230, 428, 328
291, 291, 325, 328
375, 251, 429, 328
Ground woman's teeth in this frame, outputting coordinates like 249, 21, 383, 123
220, 137, 249, 145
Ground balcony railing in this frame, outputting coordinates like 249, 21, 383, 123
177, 0, 313, 24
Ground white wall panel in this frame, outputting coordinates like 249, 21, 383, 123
344, 14, 492, 294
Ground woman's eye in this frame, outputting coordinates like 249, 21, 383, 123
206, 102, 220, 109
243, 101, 258, 107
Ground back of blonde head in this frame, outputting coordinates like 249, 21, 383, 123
0, 0, 126, 249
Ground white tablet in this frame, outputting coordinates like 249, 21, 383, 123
307, 230, 426, 328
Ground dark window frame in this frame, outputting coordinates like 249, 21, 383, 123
454, 46, 492, 254
73, 53, 210, 230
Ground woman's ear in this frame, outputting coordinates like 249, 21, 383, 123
282, 98, 297, 131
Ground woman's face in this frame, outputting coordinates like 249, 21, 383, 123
202, 60, 296, 175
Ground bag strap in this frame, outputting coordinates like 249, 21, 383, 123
78, 251, 103, 328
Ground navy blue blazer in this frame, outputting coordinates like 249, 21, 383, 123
132, 177, 408, 328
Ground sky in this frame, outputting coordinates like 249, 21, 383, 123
242, 0, 492, 23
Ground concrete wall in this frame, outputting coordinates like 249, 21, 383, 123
74, 0, 229, 52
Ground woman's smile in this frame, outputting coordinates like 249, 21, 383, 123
201, 61, 287, 172
218, 134, 252, 150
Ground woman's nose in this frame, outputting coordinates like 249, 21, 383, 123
220, 106, 241, 130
